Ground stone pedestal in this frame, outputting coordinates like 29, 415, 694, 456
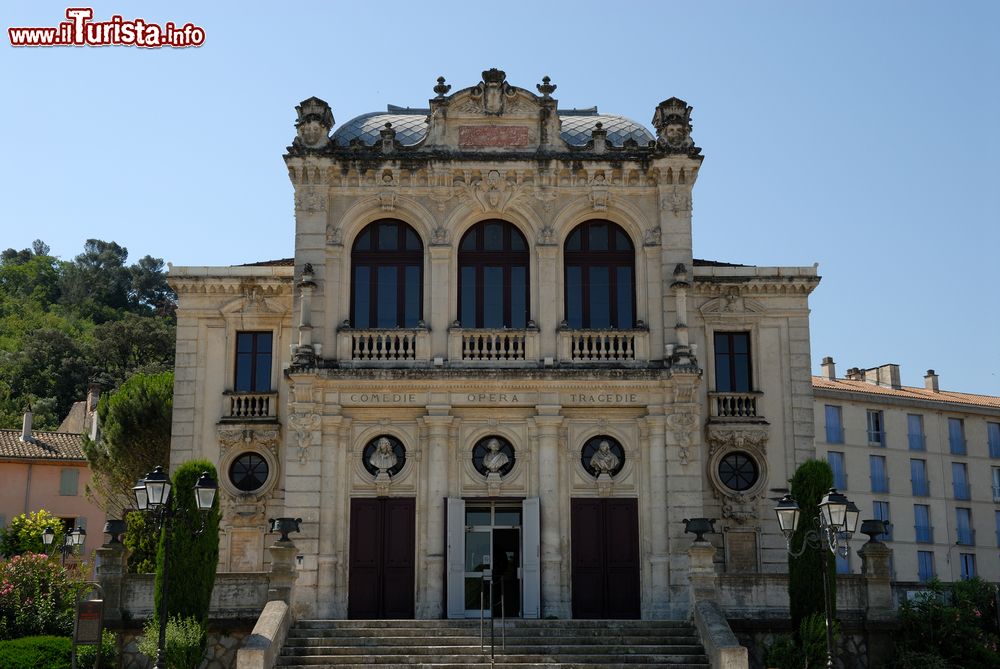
859, 539, 893, 620
688, 540, 718, 603
268, 541, 299, 604
95, 541, 126, 621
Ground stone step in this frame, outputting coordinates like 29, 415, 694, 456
287, 629, 698, 639
294, 620, 695, 629
277, 654, 709, 666
278, 664, 710, 669
285, 635, 701, 647
282, 644, 707, 656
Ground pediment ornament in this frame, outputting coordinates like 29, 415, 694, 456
217, 426, 280, 457
288, 411, 322, 463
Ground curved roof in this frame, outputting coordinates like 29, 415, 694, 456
331, 107, 655, 148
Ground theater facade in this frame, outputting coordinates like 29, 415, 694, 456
167, 70, 820, 621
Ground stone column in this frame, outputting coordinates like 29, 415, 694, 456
294, 265, 316, 364
95, 541, 126, 621
687, 540, 718, 603
535, 244, 559, 360
268, 540, 299, 604
859, 539, 893, 620
428, 244, 451, 359
422, 408, 452, 618
317, 415, 343, 618
534, 407, 565, 617
645, 413, 670, 617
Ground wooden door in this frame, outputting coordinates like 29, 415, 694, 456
348, 497, 415, 619
570, 498, 640, 619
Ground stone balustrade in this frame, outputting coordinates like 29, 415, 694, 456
448, 328, 539, 362
338, 328, 430, 362
223, 392, 278, 421
558, 329, 649, 363
708, 391, 762, 420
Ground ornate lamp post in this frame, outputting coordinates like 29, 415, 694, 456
42, 525, 86, 565
774, 488, 860, 669
134, 466, 218, 669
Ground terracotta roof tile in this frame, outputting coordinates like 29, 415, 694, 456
0, 430, 87, 461
238, 258, 294, 267
812, 377, 1000, 410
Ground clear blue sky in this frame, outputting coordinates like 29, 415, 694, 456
3, 1, 998, 394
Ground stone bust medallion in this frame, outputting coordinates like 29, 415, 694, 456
581, 436, 626, 478
472, 435, 515, 477
362, 435, 406, 478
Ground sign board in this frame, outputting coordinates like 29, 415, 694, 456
74, 599, 103, 645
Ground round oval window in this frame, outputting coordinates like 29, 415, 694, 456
718, 452, 759, 492
229, 453, 269, 492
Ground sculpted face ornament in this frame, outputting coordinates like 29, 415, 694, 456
483, 438, 510, 473
590, 440, 620, 476
363, 435, 406, 479
652, 97, 699, 155
472, 435, 515, 478
369, 437, 398, 474
663, 123, 691, 149
293, 96, 334, 150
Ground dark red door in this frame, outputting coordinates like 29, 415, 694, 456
571, 498, 640, 619
348, 497, 415, 619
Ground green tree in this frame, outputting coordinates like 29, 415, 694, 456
59, 239, 132, 321
788, 459, 835, 635
0, 329, 92, 429
89, 314, 175, 390
122, 510, 158, 574
0, 510, 66, 558
154, 460, 220, 626
83, 371, 173, 516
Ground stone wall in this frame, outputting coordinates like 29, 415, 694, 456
119, 572, 268, 619
117, 623, 252, 669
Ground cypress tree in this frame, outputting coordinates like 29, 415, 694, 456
788, 459, 836, 635
153, 459, 220, 625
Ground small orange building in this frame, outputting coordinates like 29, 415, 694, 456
0, 410, 107, 559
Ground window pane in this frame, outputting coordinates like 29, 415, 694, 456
733, 352, 750, 392
354, 228, 371, 251
237, 333, 253, 353
404, 265, 421, 327
566, 266, 583, 329
715, 349, 733, 392
989, 422, 1000, 458
257, 332, 272, 354
510, 229, 527, 251
483, 266, 503, 328
254, 351, 271, 392
378, 223, 398, 250
588, 222, 608, 250
484, 222, 503, 251
510, 266, 526, 329
405, 227, 421, 250
354, 266, 370, 328
565, 228, 581, 251
614, 228, 631, 250
460, 228, 477, 251
376, 266, 398, 327
828, 452, 846, 489
714, 333, 731, 355
235, 354, 252, 392
616, 266, 633, 327
460, 266, 476, 326
588, 266, 610, 328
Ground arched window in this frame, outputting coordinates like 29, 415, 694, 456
564, 221, 635, 328
458, 220, 529, 328
351, 219, 423, 328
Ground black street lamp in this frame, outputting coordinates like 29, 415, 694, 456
774, 488, 860, 669
133, 466, 218, 669
42, 525, 86, 565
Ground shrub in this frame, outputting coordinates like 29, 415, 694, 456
0, 510, 66, 558
787, 459, 835, 635
153, 460, 220, 625
137, 616, 205, 669
123, 509, 158, 574
0, 553, 87, 639
0, 635, 72, 669
761, 613, 839, 669
76, 629, 117, 669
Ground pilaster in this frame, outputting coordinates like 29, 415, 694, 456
534, 406, 566, 618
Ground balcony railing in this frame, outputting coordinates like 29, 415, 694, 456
708, 392, 763, 420
448, 328, 539, 363
557, 329, 649, 363
868, 430, 887, 447
953, 481, 971, 501
222, 391, 278, 421
956, 528, 975, 546
337, 328, 430, 363
911, 479, 930, 497
914, 525, 934, 543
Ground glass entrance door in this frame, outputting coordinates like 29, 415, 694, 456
462, 503, 522, 618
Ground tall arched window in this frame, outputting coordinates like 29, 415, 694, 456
458, 220, 529, 328
351, 219, 423, 328
564, 220, 635, 328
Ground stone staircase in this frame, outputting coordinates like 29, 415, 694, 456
277, 619, 710, 668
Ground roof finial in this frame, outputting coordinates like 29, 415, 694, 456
433, 76, 451, 98
537, 75, 557, 98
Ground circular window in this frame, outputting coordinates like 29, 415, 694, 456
718, 452, 759, 492
580, 436, 626, 478
362, 435, 406, 477
229, 453, 269, 492
472, 436, 516, 477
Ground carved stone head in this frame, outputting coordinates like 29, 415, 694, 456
652, 97, 695, 151
294, 96, 334, 149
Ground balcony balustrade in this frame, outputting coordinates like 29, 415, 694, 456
222, 391, 278, 421
708, 391, 763, 420
557, 329, 649, 363
338, 328, 430, 363
448, 328, 539, 363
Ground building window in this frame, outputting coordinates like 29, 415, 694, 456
914, 504, 933, 543
229, 452, 269, 493
870, 455, 889, 493
989, 422, 1000, 458
458, 220, 529, 328
866, 410, 885, 446
910, 459, 929, 497
351, 219, 423, 328
995, 510, 1000, 548
824, 405, 844, 444
564, 220, 635, 329
948, 418, 966, 455
827, 452, 847, 489
713, 332, 752, 393
235, 331, 272, 392
718, 452, 760, 492
873, 501, 892, 541
956, 508, 974, 546
907, 414, 925, 451
59, 469, 79, 496
835, 551, 850, 574
917, 551, 935, 582
959, 553, 976, 580
952, 462, 971, 500
993, 467, 1000, 504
